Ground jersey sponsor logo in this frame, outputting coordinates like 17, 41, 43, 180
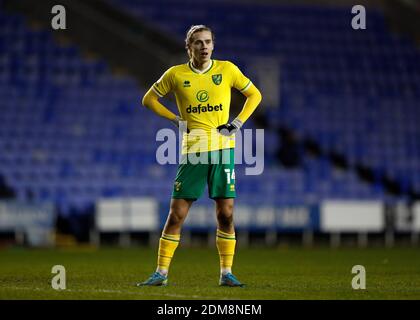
186, 103, 223, 114
212, 74, 222, 85
196, 90, 209, 102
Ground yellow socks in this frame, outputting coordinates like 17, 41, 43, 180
156, 233, 180, 275
216, 229, 236, 275
156, 230, 236, 276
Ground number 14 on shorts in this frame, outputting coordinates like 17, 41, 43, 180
224, 169, 235, 184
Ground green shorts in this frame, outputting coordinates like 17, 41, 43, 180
172, 148, 236, 200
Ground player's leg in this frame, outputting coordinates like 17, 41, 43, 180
137, 154, 207, 287
214, 198, 243, 287
215, 198, 236, 274
156, 198, 193, 276
137, 198, 192, 287
209, 148, 244, 287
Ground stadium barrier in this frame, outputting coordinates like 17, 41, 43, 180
92, 197, 159, 246
86, 198, 420, 247
3, 198, 420, 247
320, 200, 384, 247
0, 200, 55, 246
183, 204, 320, 232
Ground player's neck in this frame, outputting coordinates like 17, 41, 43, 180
190, 59, 211, 72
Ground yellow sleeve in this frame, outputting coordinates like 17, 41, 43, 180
142, 87, 177, 121
236, 83, 262, 124
152, 67, 175, 97
230, 62, 252, 93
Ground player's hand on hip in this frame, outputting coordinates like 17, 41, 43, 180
217, 118, 243, 136
170, 116, 190, 133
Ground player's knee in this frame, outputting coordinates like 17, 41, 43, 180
168, 208, 187, 226
216, 205, 234, 227
217, 201, 233, 214
217, 213, 233, 228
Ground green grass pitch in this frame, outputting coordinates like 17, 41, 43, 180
1, 246, 420, 299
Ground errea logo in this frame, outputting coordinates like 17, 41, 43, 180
183, 80, 191, 87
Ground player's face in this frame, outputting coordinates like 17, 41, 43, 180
189, 31, 214, 64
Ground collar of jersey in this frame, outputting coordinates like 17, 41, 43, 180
188, 59, 214, 74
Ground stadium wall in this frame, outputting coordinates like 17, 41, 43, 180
90, 198, 420, 248
0, 201, 55, 246
3, 198, 420, 247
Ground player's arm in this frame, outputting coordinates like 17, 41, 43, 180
142, 88, 188, 131
217, 84, 262, 135
236, 83, 262, 124
142, 87, 177, 121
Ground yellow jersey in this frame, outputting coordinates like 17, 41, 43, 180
152, 59, 252, 154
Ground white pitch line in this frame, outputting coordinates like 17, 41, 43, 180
2, 286, 238, 300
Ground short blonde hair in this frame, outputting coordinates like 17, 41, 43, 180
185, 25, 215, 56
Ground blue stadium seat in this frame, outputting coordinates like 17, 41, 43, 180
1, 2, 418, 220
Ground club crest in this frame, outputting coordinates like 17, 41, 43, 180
212, 74, 222, 85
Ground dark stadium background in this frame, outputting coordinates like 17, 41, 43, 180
0, 0, 419, 250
